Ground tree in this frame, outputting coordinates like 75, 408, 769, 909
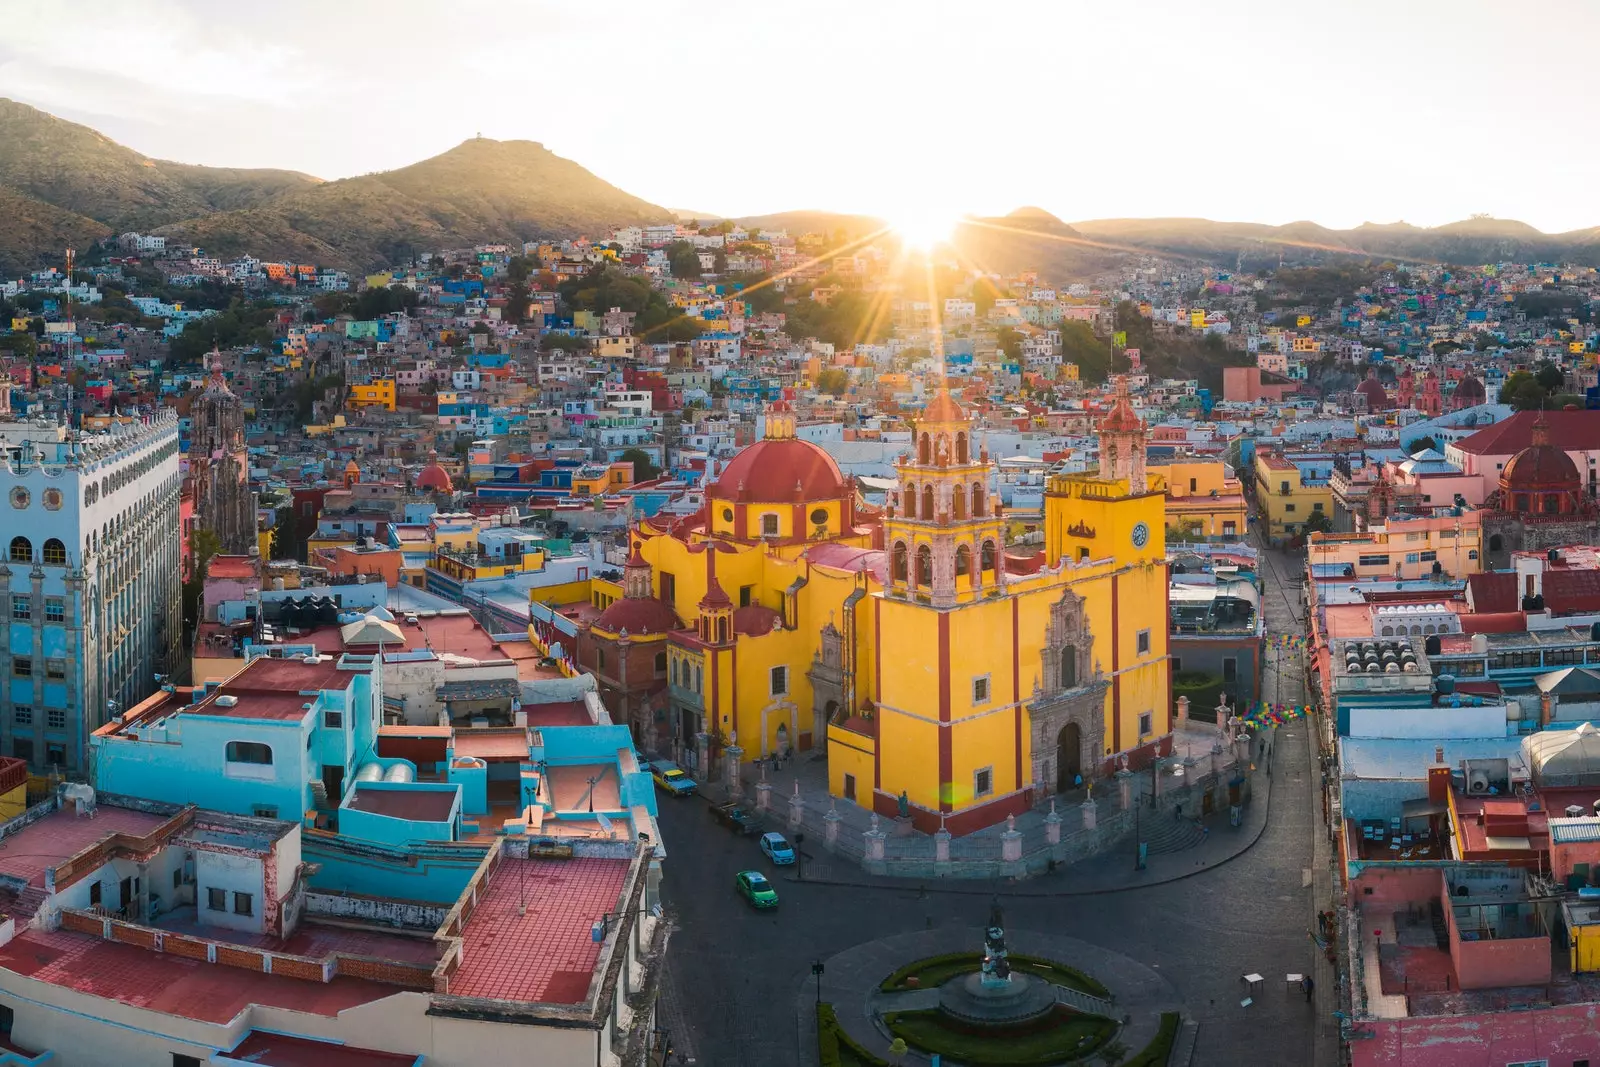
815, 368, 849, 395
619, 448, 659, 482
1303, 511, 1332, 534
971, 276, 1009, 317
1535, 361, 1566, 393
1059, 320, 1110, 383
665, 241, 702, 278
657, 316, 705, 343
996, 326, 1025, 361
1500, 370, 1554, 411
1409, 436, 1439, 455
181, 528, 223, 638
712, 249, 728, 274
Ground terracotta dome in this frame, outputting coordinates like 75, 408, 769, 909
592, 596, 680, 636
415, 450, 453, 493
921, 388, 967, 423
712, 437, 848, 502
1356, 376, 1389, 410
1501, 441, 1580, 492
1453, 375, 1486, 406
732, 604, 783, 636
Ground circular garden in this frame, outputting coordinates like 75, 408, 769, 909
819, 948, 1181, 1067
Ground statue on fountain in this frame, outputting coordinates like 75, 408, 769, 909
980, 897, 1012, 988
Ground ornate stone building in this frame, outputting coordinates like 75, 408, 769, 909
187, 356, 257, 556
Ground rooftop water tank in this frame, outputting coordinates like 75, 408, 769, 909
383, 762, 415, 783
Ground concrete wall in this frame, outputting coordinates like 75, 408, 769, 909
195, 848, 267, 935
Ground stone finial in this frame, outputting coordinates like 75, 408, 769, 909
869, 812, 880, 833
1005, 813, 1016, 832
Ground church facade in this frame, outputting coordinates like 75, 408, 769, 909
620, 387, 1172, 834
186, 357, 258, 557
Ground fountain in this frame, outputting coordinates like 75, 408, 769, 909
936, 898, 1059, 1027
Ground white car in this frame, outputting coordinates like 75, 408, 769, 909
759, 831, 796, 865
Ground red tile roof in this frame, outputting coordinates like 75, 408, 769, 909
1466, 572, 1517, 614
1545, 569, 1600, 615
0, 929, 396, 1023
450, 857, 629, 1004
0, 807, 167, 887
225, 1032, 418, 1067
1455, 410, 1600, 456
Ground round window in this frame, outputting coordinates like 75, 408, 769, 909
810, 508, 828, 524
9, 486, 28, 509
43, 488, 63, 511
722, 507, 734, 522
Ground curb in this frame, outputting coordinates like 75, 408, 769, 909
776, 756, 1278, 898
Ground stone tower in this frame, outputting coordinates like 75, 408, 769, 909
188, 350, 257, 555
1097, 376, 1147, 489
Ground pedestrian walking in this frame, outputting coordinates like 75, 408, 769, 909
1301, 975, 1314, 1003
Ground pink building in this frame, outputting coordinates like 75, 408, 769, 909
1447, 409, 1600, 503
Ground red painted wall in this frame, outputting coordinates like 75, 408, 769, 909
1354, 1006, 1600, 1067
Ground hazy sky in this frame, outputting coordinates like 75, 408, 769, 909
3, 0, 1598, 232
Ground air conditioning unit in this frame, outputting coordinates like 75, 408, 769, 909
1467, 771, 1492, 796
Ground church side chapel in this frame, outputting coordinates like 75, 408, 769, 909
617, 384, 1171, 834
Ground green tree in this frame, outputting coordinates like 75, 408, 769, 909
665, 241, 702, 278
815, 368, 849, 395
1059, 320, 1110, 383
712, 249, 728, 274
971, 276, 1010, 317
656, 316, 705, 343
1409, 436, 1439, 455
996, 326, 1025, 361
182, 528, 224, 637
619, 447, 659, 482
1535, 361, 1566, 393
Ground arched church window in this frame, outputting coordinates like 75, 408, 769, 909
981, 541, 997, 572
916, 545, 933, 585
955, 545, 971, 577
892, 542, 908, 583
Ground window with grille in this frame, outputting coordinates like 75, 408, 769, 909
46, 709, 65, 730
10, 597, 28, 621
13, 706, 31, 726
44, 598, 64, 622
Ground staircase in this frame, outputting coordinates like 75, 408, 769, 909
1052, 984, 1116, 1017
4, 886, 51, 928
1140, 815, 1206, 855
1429, 898, 1449, 951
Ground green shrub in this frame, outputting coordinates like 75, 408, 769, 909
879, 951, 1109, 998
884, 1006, 1117, 1066
1122, 1012, 1181, 1067
817, 1002, 887, 1067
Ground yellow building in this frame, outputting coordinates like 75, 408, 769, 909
596, 335, 637, 360
1150, 459, 1249, 541
607, 385, 1171, 834
571, 462, 635, 498
347, 378, 396, 411
1255, 449, 1333, 542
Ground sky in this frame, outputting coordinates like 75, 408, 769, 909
2, 0, 1598, 233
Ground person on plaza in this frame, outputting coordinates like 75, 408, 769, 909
1301, 975, 1314, 1003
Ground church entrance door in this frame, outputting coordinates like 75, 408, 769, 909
1057, 723, 1082, 792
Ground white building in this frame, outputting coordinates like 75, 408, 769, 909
0, 412, 183, 773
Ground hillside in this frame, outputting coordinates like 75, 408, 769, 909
1069, 216, 1600, 268
0, 99, 667, 272
157, 138, 668, 268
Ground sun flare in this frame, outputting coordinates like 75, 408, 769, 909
890, 207, 960, 252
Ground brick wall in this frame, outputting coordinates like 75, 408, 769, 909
337, 955, 434, 990
270, 956, 325, 982
164, 933, 211, 961
215, 945, 265, 971
59, 910, 102, 936
109, 921, 156, 949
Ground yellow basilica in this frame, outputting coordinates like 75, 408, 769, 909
608, 383, 1171, 834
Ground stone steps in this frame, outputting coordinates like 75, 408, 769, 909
1053, 984, 1116, 1017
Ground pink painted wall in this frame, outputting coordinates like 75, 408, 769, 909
1444, 887, 1550, 990
1354, 1006, 1600, 1067
1345, 861, 1447, 911
1551, 839, 1600, 884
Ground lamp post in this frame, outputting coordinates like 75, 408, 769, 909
794, 831, 805, 882
811, 960, 825, 1007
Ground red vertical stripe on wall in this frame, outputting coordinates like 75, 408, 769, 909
938, 612, 952, 812
1013, 597, 1022, 789
1111, 573, 1121, 754
874, 596, 882, 790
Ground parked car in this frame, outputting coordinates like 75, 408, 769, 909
759, 831, 796, 865
710, 803, 762, 835
648, 760, 697, 797
735, 870, 778, 908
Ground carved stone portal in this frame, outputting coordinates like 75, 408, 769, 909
1028, 587, 1107, 794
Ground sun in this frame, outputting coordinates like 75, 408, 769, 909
890, 206, 959, 252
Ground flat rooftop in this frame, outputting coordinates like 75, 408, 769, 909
153, 907, 439, 967
0, 806, 168, 887
547, 764, 621, 811
452, 729, 531, 761
450, 856, 629, 1004
0, 927, 396, 1024
345, 784, 457, 824
304, 611, 505, 661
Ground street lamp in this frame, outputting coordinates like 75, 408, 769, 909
811, 960, 825, 1007
794, 831, 806, 882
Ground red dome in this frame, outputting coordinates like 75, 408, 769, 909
713, 437, 848, 501
1357, 377, 1388, 410
1501, 443, 1580, 492
732, 604, 783, 636
1453, 375, 1486, 405
593, 596, 680, 636
416, 457, 453, 493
